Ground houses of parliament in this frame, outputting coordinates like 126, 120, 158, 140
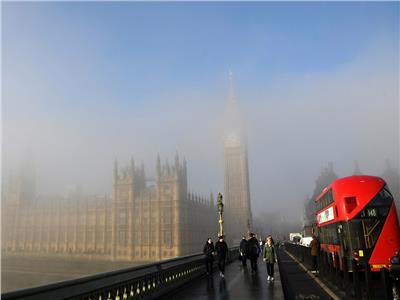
1, 73, 253, 261
2, 155, 218, 261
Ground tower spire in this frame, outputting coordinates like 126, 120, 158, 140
228, 70, 236, 106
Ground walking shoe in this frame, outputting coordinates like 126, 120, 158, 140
271, 277, 274, 281
267, 276, 270, 281
221, 273, 224, 278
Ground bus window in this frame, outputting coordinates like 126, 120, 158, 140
348, 187, 393, 249
345, 197, 357, 214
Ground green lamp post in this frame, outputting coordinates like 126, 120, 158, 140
217, 192, 225, 237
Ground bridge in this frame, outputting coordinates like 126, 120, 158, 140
1, 244, 396, 300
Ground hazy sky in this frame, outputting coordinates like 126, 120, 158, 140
3, 2, 399, 220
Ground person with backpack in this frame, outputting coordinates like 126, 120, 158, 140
203, 237, 215, 275
263, 235, 277, 281
247, 232, 261, 273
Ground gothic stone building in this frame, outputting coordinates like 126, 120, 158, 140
1, 155, 217, 261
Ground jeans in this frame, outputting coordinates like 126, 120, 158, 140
205, 256, 213, 273
266, 262, 274, 277
250, 258, 258, 272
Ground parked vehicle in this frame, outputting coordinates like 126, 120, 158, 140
299, 236, 313, 247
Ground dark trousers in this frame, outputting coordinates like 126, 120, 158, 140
241, 254, 247, 266
218, 257, 226, 274
266, 263, 274, 277
312, 255, 318, 270
205, 257, 213, 273
250, 258, 258, 272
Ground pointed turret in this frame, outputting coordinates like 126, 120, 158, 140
130, 157, 135, 176
353, 160, 362, 175
113, 159, 118, 182
156, 153, 161, 178
228, 70, 236, 106
182, 157, 187, 177
210, 191, 214, 206
140, 162, 145, 178
175, 151, 180, 168
166, 159, 170, 176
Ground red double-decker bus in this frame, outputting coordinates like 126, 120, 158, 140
315, 175, 400, 271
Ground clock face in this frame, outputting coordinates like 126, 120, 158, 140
225, 131, 241, 147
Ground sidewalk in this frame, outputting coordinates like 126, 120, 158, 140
277, 248, 335, 300
159, 259, 285, 300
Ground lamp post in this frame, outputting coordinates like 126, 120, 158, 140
217, 192, 224, 237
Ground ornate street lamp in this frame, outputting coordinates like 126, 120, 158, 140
217, 192, 224, 237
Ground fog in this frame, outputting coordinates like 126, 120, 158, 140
2, 2, 399, 223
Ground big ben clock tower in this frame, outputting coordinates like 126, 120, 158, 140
223, 72, 252, 243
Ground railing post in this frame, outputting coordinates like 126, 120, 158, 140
325, 252, 330, 278
317, 251, 322, 274
352, 259, 361, 300
343, 257, 350, 296
334, 253, 340, 287
364, 262, 373, 299
380, 267, 392, 300
327, 252, 333, 280
320, 251, 325, 275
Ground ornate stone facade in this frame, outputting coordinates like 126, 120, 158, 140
1, 155, 217, 261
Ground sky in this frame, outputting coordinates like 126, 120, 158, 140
2, 2, 399, 221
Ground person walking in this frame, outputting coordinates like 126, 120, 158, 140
203, 237, 215, 275
215, 235, 228, 278
239, 236, 248, 267
263, 236, 277, 281
247, 233, 261, 273
310, 235, 319, 273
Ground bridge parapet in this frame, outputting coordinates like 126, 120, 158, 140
2, 247, 239, 300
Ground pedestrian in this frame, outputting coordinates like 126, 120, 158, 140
310, 235, 319, 273
247, 232, 261, 273
267, 234, 275, 245
215, 235, 228, 278
263, 236, 277, 281
203, 237, 215, 275
239, 235, 248, 267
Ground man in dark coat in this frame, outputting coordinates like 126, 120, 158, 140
215, 235, 228, 278
203, 237, 215, 274
310, 235, 319, 273
247, 233, 261, 273
239, 236, 248, 267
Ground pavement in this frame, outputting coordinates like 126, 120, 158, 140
159, 248, 339, 300
277, 248, 335, 300
159, 258, 285, 300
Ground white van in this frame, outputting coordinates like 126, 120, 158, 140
299, 236, 313, 247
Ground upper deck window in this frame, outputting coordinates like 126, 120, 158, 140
316, 189, 334, 212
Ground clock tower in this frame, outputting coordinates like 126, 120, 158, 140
223, 72, 252, 243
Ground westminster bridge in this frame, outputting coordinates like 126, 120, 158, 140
1, 244, 396, 300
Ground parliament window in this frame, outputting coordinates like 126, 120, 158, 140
118, 230, 127, 246
164, 231, 172, 247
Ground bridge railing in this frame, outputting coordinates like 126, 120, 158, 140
284, 242, 396, 299
2, 247, 239, 300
